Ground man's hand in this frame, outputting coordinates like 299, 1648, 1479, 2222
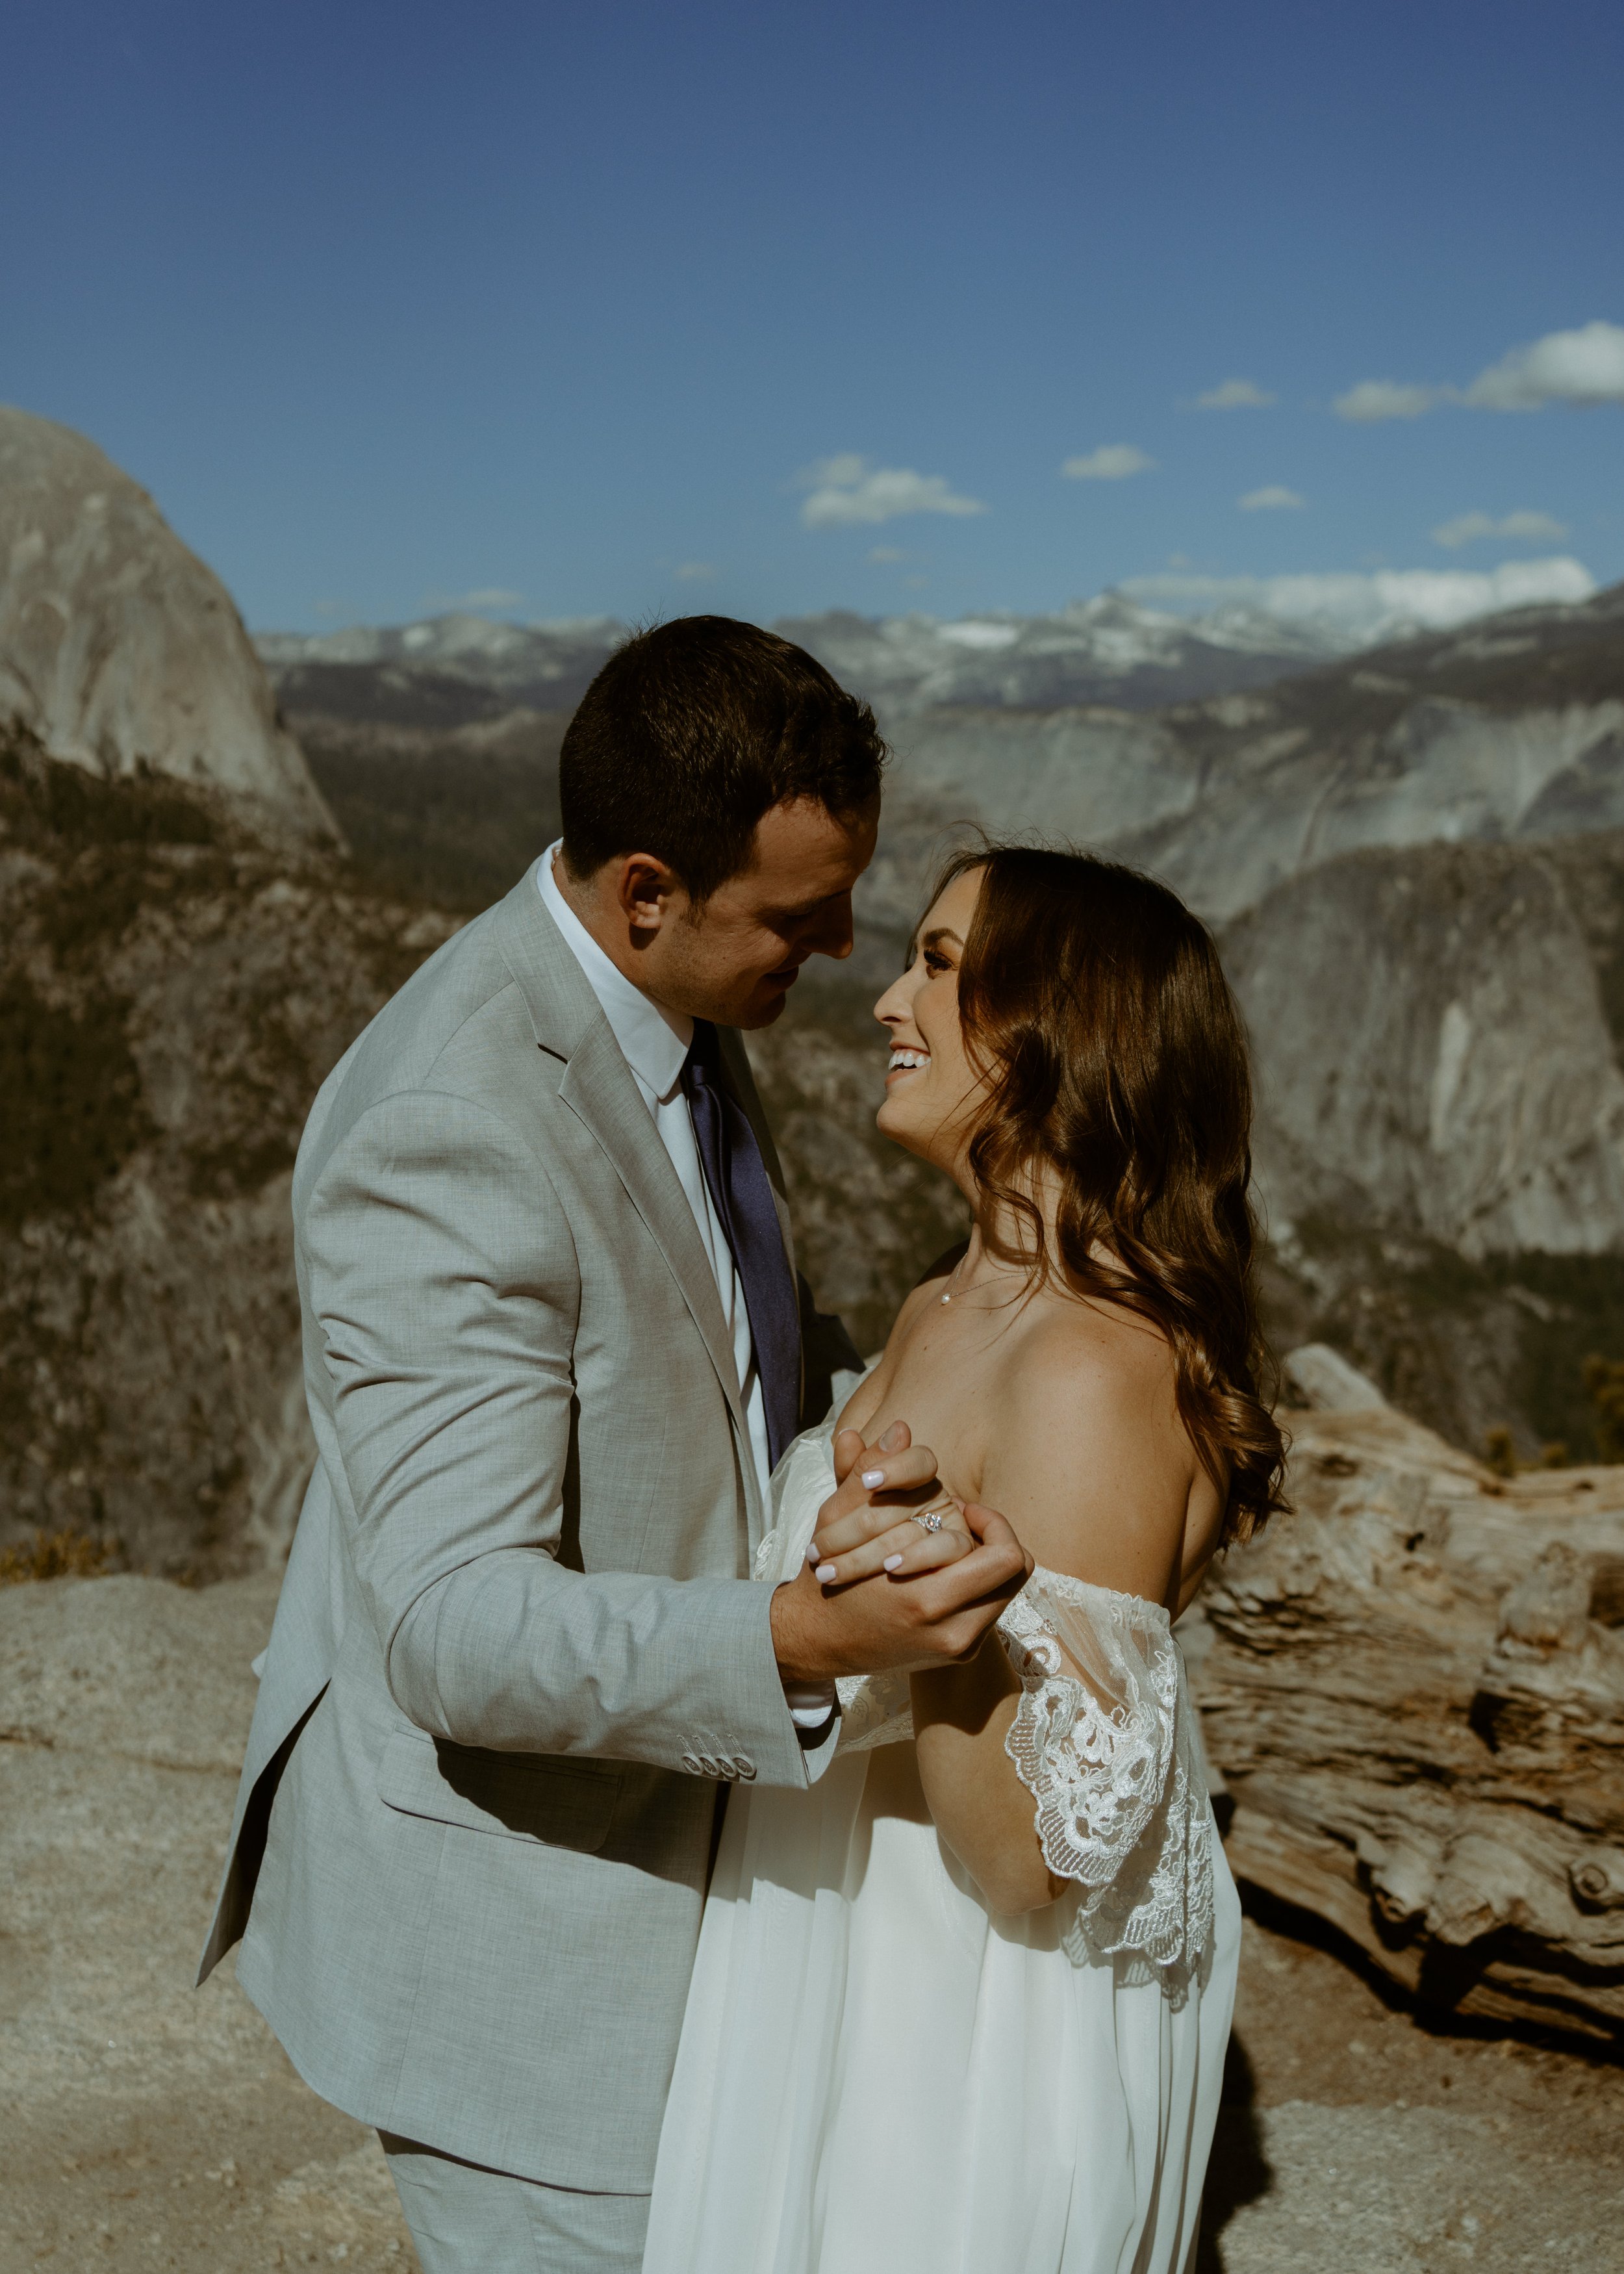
769, 1420, 1033, 1685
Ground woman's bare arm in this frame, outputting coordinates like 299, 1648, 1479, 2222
911, 1635, 1056, 1913
910, 1309, 1200, 1914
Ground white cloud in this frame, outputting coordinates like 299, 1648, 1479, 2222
1061, 444, 1156, 481
798, 455, 985, 527
868, 544, 906, 563
1239, 485, 1306, 511
673, 561, 715, 581
1333, 380, 1442, 423
1123, 556, 1595, 645
1331, 322, 1624, 426
1432, 509, 1569, 550
1464, 320, 1624, 410
1198, 378, 1276, 409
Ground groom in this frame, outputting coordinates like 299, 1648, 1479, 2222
199, 617, 1030, 2271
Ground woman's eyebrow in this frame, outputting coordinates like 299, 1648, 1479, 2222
920, 926, 965, 951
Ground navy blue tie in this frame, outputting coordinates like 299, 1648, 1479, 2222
681, 1020, 802, 1468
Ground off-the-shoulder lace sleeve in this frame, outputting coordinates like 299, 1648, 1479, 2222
998, 1569, 1214, 1985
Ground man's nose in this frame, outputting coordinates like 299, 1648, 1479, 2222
808, 895, 855, 960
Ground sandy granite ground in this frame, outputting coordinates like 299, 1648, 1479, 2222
3, 1571, 1621, 2273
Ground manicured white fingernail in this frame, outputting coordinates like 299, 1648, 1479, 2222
806, 1541, 820, 1563
883, 1553, 904, 1572
861, 1468, 885, 1488
815, 1563, 837, 1584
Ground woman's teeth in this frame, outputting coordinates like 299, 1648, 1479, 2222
888, 1048, 930, 1073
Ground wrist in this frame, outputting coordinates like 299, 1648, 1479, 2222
770, 1578, 827, 1688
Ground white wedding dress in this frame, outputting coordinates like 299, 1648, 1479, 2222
642, 1418, 1241, 2274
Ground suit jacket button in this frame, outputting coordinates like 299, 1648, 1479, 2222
681, 1753, 702, 1774
734, 1756, 757, 1781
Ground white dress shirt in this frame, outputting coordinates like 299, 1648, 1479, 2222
539, 849, 834, 1731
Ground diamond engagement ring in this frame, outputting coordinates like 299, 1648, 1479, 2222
910, 1508, 948, 1533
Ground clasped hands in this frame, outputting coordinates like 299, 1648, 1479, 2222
768, 1418, 1032, 1687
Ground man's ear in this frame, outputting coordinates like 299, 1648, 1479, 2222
613, 852, 683, 934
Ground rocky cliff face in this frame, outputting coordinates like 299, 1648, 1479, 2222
0, 407, 336, 846
0, 730, 455, 1574
0, 420, 458, 1574
872, 581, 1624, 934
1230, 833, 1624, 1262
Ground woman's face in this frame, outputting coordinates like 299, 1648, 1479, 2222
872, 865, 988, 1184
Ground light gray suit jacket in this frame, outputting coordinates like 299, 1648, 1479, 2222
198, 862, 854, 2190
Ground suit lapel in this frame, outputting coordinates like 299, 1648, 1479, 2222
556, 1026, 749, 1440
493, 868, 755, 1469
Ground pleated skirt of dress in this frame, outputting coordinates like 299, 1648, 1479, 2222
642, 1738, 1241, 2274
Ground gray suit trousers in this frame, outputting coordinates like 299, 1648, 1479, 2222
380, 2134, 649, 2273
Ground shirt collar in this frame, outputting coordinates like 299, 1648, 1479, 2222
538, 843, 692, 1102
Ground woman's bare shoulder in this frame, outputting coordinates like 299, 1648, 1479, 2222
980, 1294, 1195, 1600
998, 1288, 1178, 1412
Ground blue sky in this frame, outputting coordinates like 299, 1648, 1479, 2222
3, 0, 1621, 632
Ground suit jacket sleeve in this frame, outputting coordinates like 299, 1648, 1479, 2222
300, 1086, 816, 1786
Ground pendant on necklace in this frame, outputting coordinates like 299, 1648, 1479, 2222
940, 1290, 952, 1305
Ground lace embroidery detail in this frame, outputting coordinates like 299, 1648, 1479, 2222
998, 1570, 1214, 1996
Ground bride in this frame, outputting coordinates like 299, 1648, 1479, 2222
642, 843, 1286, 2274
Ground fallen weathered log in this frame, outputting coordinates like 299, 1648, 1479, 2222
1189, 1359, 1624, 2042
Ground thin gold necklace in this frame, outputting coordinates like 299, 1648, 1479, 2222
939, 1251, 972, 1305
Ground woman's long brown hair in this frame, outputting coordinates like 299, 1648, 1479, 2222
936, 843, 1287, 1544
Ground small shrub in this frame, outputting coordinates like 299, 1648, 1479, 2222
1581, 1356, 1624, 1464
1484, 1425, 1518, 1479
0, 1527, 118, 1585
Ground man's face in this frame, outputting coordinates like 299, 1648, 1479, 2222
610, 795, 880, 1028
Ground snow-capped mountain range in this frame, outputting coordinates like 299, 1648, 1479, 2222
259, 592, 1333, 722
257, 564, 1599, 723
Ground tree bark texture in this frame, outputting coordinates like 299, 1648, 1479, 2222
1188, 1401, 1624, 2043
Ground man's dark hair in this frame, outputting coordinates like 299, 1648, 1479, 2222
558, 616, 887, 900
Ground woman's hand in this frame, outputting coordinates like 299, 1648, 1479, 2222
770, 1420, 1032, 1685
806, 1422, 976, 1585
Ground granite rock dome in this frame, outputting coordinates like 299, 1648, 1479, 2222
0, 405, 335, 843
